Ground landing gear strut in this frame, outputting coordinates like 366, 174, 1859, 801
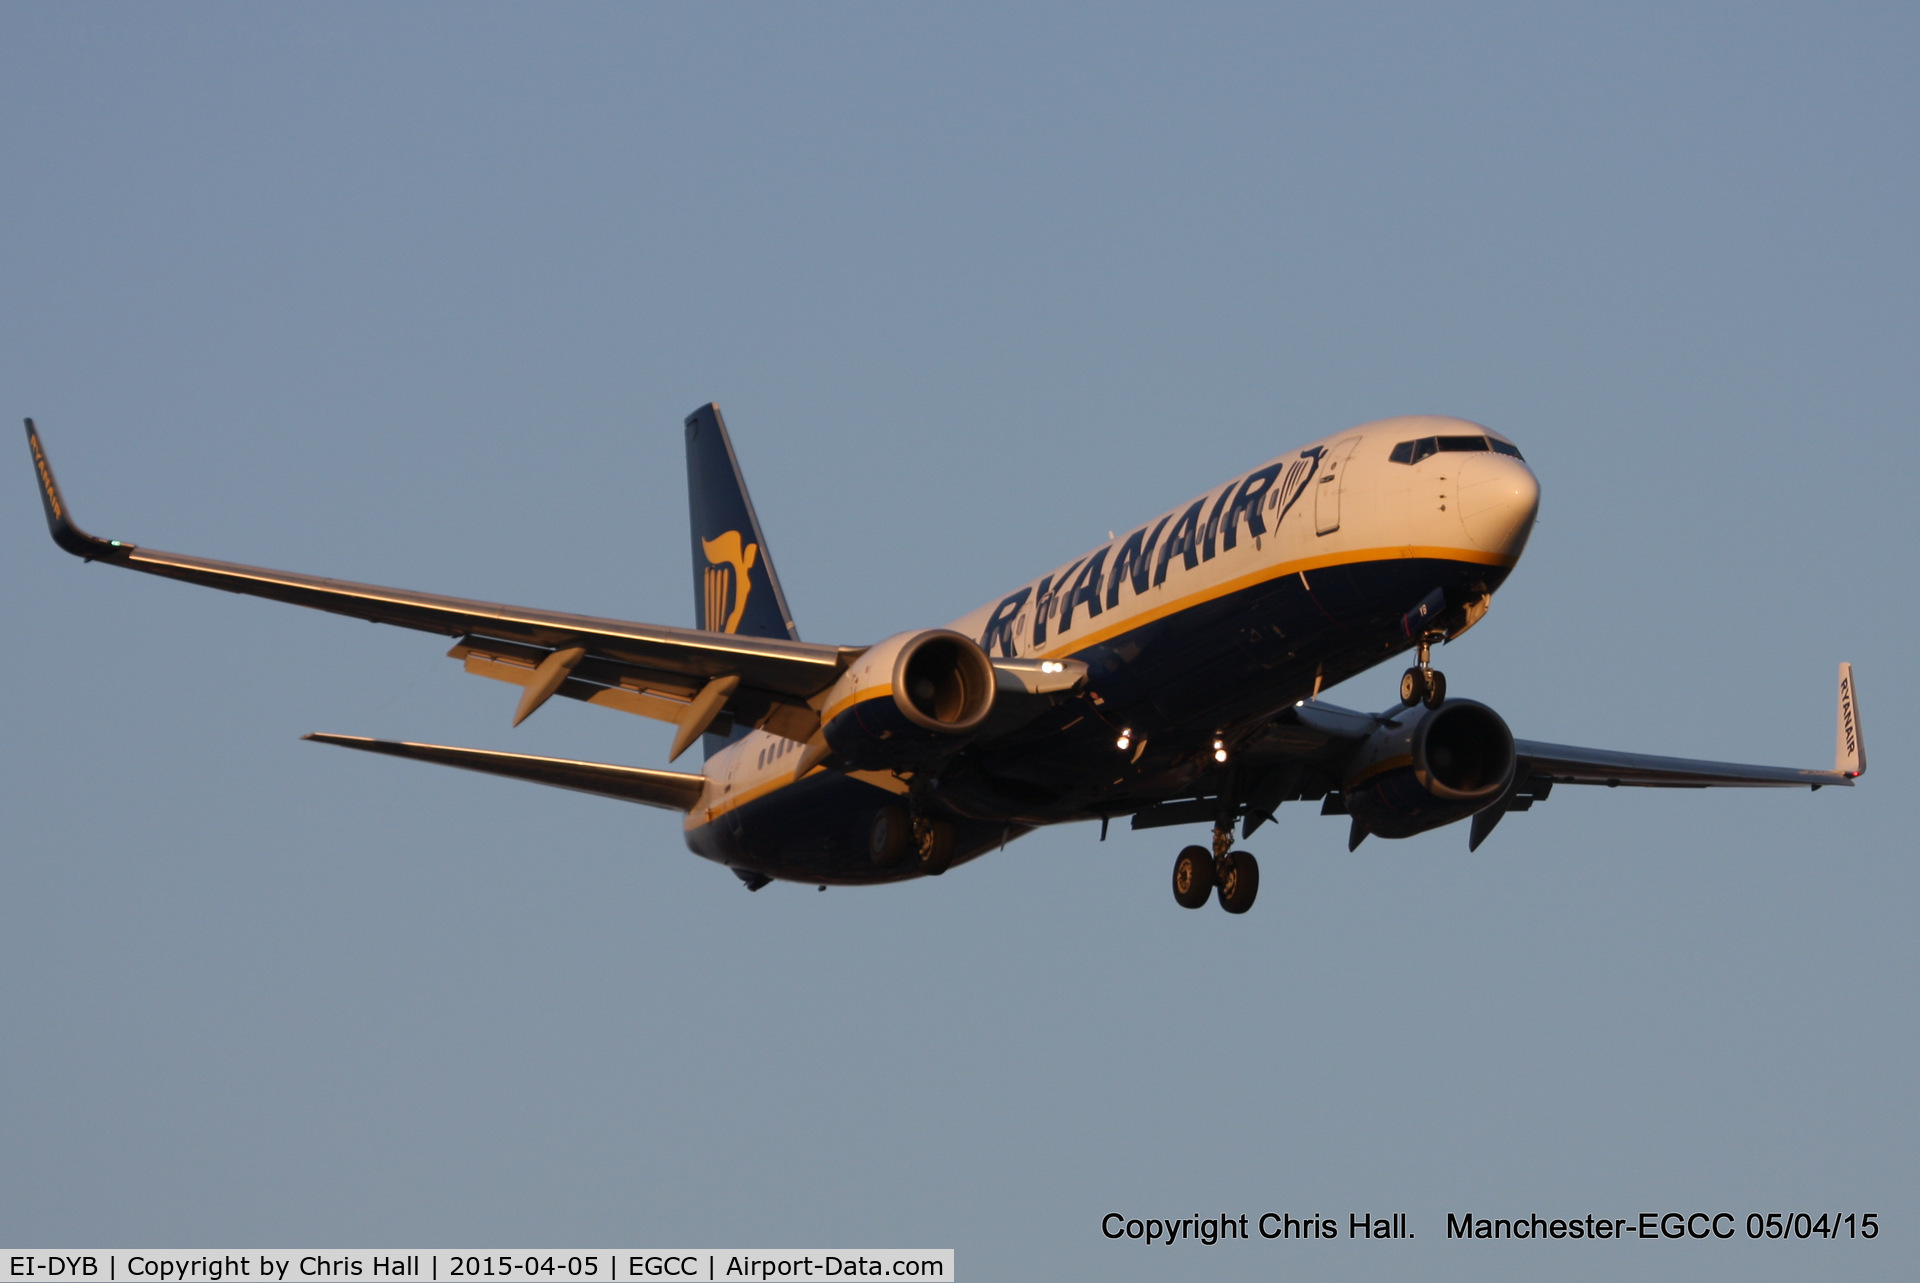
1170, 826, 1260, 914
1399, 632, 1447, 708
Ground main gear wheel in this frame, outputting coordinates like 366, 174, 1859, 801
1215, 850, 1260, 914
1172, 846, 1214, 909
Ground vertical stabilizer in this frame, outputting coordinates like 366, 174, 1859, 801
684, 404, 800, 640
1836, 662, 1865, 777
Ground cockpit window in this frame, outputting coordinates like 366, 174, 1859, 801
1489, 438, 1524, 460
1391, 433, 1521, 464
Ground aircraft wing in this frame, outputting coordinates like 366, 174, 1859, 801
1266, 664, 1863, 792
1150, 665, 1864, 844
1459, 679, 1861, 850
1514, 661, 1865, 790
1510, 740, 1851, 789
26, 421, 855, 744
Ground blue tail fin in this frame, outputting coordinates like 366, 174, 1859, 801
684, 403, 800, 641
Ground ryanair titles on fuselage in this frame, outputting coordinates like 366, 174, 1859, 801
960, 443, 1328, 662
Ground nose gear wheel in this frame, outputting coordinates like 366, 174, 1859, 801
1401, 632, 1447, 708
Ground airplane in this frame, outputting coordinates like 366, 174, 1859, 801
24, 408, 1864, 914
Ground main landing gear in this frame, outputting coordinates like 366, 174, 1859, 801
914, 815, 955, 876
1399, 632, 1447, 708
1171, 827, 1260, 914
869, 804, 955, 876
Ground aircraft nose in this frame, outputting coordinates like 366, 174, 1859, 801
1456, 454, 1540, 555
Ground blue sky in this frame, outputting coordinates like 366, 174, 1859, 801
3, 5, 1915, 1279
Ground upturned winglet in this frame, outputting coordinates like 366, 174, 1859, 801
23, 419, 132, 559
1836, 662, 1866, 778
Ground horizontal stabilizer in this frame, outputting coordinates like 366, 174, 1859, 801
304, 734, 707, 811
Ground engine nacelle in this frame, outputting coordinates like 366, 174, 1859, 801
819, 629, 998, 771
1342, 699, 1515, 839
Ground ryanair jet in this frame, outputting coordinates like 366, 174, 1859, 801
24, 409, 1864, 914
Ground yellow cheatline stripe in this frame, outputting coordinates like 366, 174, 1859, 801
687, 767, 815, 827
684, 762, 903, 829
1345, 753, 1413, 789
690, 544, 1511, 831
1034, 544, 1516, 659
820, 682, 895, 726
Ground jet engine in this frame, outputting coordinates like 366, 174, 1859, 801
1342, 699, 1515, 838
819, 629, 999, 770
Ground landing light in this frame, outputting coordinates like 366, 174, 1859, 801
1116, 730, 1132, 751
1213, 738, 1228, 763
1040, 660, 1063, 674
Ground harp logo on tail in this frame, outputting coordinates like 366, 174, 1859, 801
701, 530, 759, 634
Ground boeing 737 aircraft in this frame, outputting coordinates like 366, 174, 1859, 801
25, 409, 1864, 914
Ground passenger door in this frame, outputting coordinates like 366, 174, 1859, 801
1314, 437, 1363, 535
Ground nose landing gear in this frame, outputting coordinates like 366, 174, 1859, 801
1170, 826, 1261, 914
1399, 632, 1447, 708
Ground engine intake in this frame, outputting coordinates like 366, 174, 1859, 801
896, 631, 996, 733
820, 629, 998, 770
1342, 699, 1515, 839
1416, 700, 1513, 800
